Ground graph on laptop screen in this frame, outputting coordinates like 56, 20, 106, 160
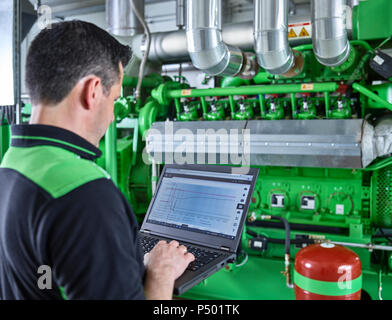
147, 168, 253, 239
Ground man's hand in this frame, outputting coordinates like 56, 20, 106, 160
143, 240, 195, 300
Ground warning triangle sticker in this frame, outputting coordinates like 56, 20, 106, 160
288, 28, 297, 38
299, 27, 310, 37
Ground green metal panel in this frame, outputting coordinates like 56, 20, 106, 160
353, 0, 392, 41
0, 124, 10, 163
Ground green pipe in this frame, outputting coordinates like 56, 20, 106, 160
253, 72, 271, 85
293, 44, 313, 52
200, 97, 208, 115
293, 40, 373, 53
364, 157, 392, 171
352, 83, 392, 111
167, 83, 338, 99
290, 93, 297, 119
138, 100, 158, 137
324, 92, 331, 119
122, 75, 161, 88
229, 96, 236, 118
350, 40, 374, 53
258, 94, 266, 118
221, 77, 250, 88
105, 120, 117, 185
0, 123, 11, 163
174, 98, 182, 118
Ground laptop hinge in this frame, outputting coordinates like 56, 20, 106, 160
141, 229, 151, 234
220, 246, 230, 251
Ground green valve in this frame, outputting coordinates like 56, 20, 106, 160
178, 101, 199, 121
329, 97, 352, 119
296, 97, 317, 120
232, 99, 254, 120
265, 98, 285, 120
204, 99, 226, 121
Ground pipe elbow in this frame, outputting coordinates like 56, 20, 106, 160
254, 30, 295, 75
186, 0, 258, 78
253, 0, 296, 75
311, 0, 351, 67
186, 28, 244, 76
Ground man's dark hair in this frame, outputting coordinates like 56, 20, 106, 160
26, 20, 131, 105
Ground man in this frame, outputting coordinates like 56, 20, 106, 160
0, 20, 194, 300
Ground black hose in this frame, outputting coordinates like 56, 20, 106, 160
246, 229, 314, 246
268, 215, 291, 255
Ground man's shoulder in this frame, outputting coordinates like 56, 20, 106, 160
1, 145, 111, 199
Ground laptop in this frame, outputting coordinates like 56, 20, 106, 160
139, 164, 259, 295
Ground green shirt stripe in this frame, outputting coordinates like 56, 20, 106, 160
59, 286, 68, 300
294, 270, 362, 296
12, 135, 97, 156
0, 145, 110, 198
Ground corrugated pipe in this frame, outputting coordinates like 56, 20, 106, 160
106, 0, 144, 37
311, 0, 351, 67
186, 0, 258, 78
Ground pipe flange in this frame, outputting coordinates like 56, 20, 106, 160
282, 50, 305, 78
238, 52, 260, 80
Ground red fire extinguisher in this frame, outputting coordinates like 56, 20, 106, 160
294, 243, 362, 300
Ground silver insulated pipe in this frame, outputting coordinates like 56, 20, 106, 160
311, 0, 351, 67
106, 0, 144, 37
254, 0, 295, 75
186, 0, 252, 77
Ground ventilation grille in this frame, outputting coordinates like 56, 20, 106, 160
373, 164, 392, 228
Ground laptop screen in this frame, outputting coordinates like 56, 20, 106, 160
146, 167, 253, 240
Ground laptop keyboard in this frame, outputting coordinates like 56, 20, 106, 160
140, 236, 223, 272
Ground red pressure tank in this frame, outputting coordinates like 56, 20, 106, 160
294, 243, 362, 300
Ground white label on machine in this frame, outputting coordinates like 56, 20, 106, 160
301, 196, 315, 210
336, 204, 345, 215
374, 55, 385, 66
271, 194, 285, 208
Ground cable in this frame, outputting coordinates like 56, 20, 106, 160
379, 268, 384, 300
264, 215, 291, 255
235, 251, 248, 268
130, 0, 151, 101
245, 229, 315, 246
246, 216, 292, 288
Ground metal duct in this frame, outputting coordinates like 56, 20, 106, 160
311, 0, 351, 67
146, 120, 365, 169
176, 0, 186, 30
106, 0, 144, 37
254, 0, 297, 75
131, 17, 316, 64
185, 0, 256, 77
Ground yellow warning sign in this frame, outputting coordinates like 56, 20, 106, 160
181, 89, 192, 96
301, 83, 314, 91
288, 28, 297, 38
299, 27, 310, 37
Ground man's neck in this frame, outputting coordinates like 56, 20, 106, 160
29, 105, 98, 147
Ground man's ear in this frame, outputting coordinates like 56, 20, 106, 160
81, 76, 102, 111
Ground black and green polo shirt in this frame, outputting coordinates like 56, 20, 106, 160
0, 124, 145, 299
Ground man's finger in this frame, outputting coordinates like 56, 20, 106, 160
185, 252, 195, 262
169, 240, 179, 247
